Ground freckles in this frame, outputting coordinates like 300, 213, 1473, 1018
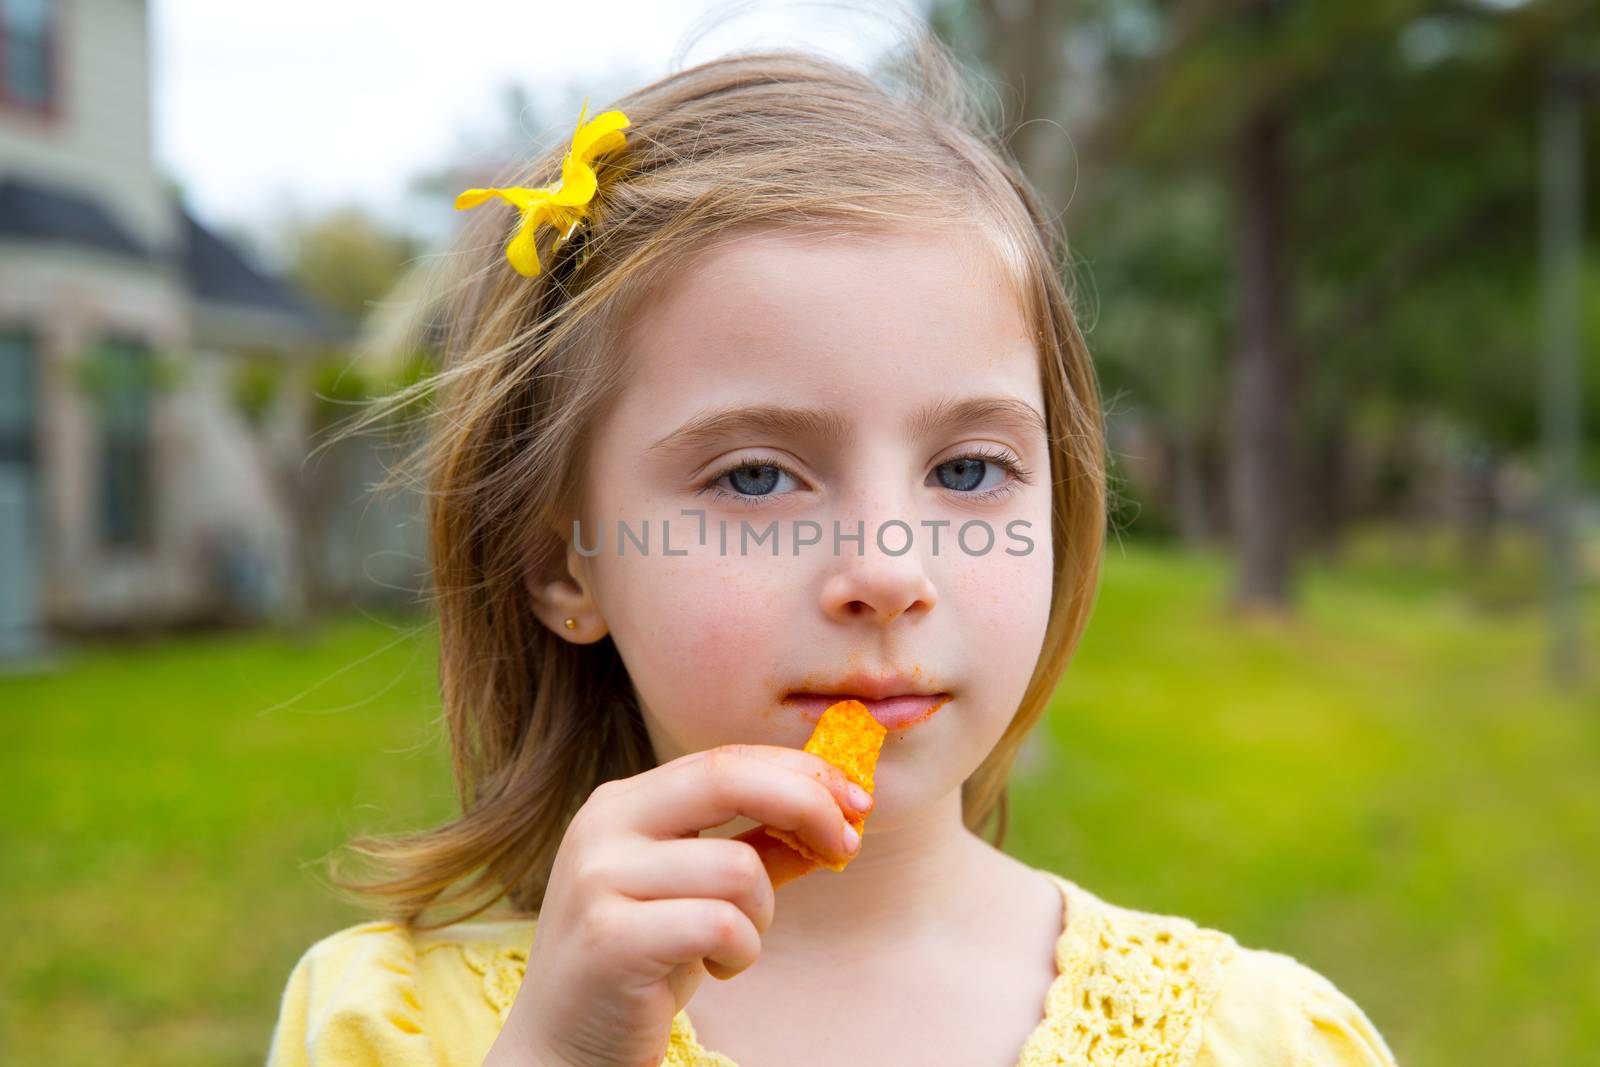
945, 553, 1017, 601
639, 541, 798, 665
944, 552, 1047, 631
673, 612, 737, 673
670, 573, 784, 667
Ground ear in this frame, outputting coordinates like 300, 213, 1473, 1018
526, 535, 609, 644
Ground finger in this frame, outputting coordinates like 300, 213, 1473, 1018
600, 897, 762, 979
594, 744, 871, 821
703, 958, 742, 981
738, 745, 874, 816
611, 837, 776, 935
619, 744, 871, 819
733, 824, 820, 889
620, 746, 864, 866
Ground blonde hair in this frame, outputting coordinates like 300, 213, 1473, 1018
326, 24, 1107, 930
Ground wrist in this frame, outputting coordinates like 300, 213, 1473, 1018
480, 1016, 579, 1067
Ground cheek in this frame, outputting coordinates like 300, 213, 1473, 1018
953, 551, 1050, 646
943, 524, 1054, 709
671, 568, 784, 676
599, 552, 799, 748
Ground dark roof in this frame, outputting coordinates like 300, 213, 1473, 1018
177, 204, 335, 330
0, 174, 149, 259
0, 173, 344, 339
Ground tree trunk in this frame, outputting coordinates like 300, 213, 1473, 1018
1228, 101, 1298, 612
976, 0, 1076, 217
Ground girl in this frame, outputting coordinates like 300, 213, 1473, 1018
267, 28, 1399, 1067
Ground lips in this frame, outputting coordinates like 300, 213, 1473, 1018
782, 692, 952, 730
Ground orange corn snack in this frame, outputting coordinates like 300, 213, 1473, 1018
734, 699, 888, 887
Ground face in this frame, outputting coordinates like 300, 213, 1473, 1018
566, 225, 1053, 831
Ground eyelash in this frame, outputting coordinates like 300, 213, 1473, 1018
695, 446, 1034, 509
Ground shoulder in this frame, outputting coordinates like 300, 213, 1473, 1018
266, 915, 540, 1067
1195, 944, 1400, 1067
1032, 873, 1398, 1067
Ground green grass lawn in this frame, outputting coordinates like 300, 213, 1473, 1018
3, 529, 1596, 1066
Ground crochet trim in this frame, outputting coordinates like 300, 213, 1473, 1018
447, 937, 530, 1024
1014, 876, 1237, 1066
436, 874, 1238, 1067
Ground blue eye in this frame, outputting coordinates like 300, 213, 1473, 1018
696, 446, 1032, 508
935, 457, 993, 491
700, 458, 804, 504
727, 464, 785, 496
927, 447, 1030, 499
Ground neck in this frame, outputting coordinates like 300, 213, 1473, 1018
752, 787, 992, 965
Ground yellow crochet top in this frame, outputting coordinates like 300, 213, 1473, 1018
266, 871, 1399, 1067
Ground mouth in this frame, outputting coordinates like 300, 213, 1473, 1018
781, 684, 953, 730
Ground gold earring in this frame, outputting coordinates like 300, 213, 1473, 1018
563, 617, 577, 630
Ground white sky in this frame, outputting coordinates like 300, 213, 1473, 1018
151, 0, 934, 264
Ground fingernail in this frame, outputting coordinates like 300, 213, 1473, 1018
842, 822, 861, 852
846, 783, 872, 812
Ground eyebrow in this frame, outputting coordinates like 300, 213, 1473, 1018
645, 394, 1048, 460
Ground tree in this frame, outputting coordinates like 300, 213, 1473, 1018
933, 0, 1600, 616
279, 205, 422, 326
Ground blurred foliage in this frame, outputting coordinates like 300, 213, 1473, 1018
280, 205, 422, 324
308, 346, 440, 432
220, 197, 441, 442
222, 346, 441, 438
69, 341, 187, 399
934, 0, 1600, 543
280, 200, 440, 434
227, 350, 285, 431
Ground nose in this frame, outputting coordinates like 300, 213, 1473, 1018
818, 517, 938, 626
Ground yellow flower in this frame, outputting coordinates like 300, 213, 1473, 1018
454, 96, 630, 277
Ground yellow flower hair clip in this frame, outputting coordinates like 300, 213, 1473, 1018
454, 96, 630, 277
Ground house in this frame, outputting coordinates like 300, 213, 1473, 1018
0, 0, 418, 654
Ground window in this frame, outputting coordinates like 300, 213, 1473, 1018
0, 329, 38, 547
0, 330, 39, 637
0, 329, 36, 475
95, 338, 154, 550
0, 0, 57, 112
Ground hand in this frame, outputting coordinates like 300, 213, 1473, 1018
479, 743, 873, 1067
